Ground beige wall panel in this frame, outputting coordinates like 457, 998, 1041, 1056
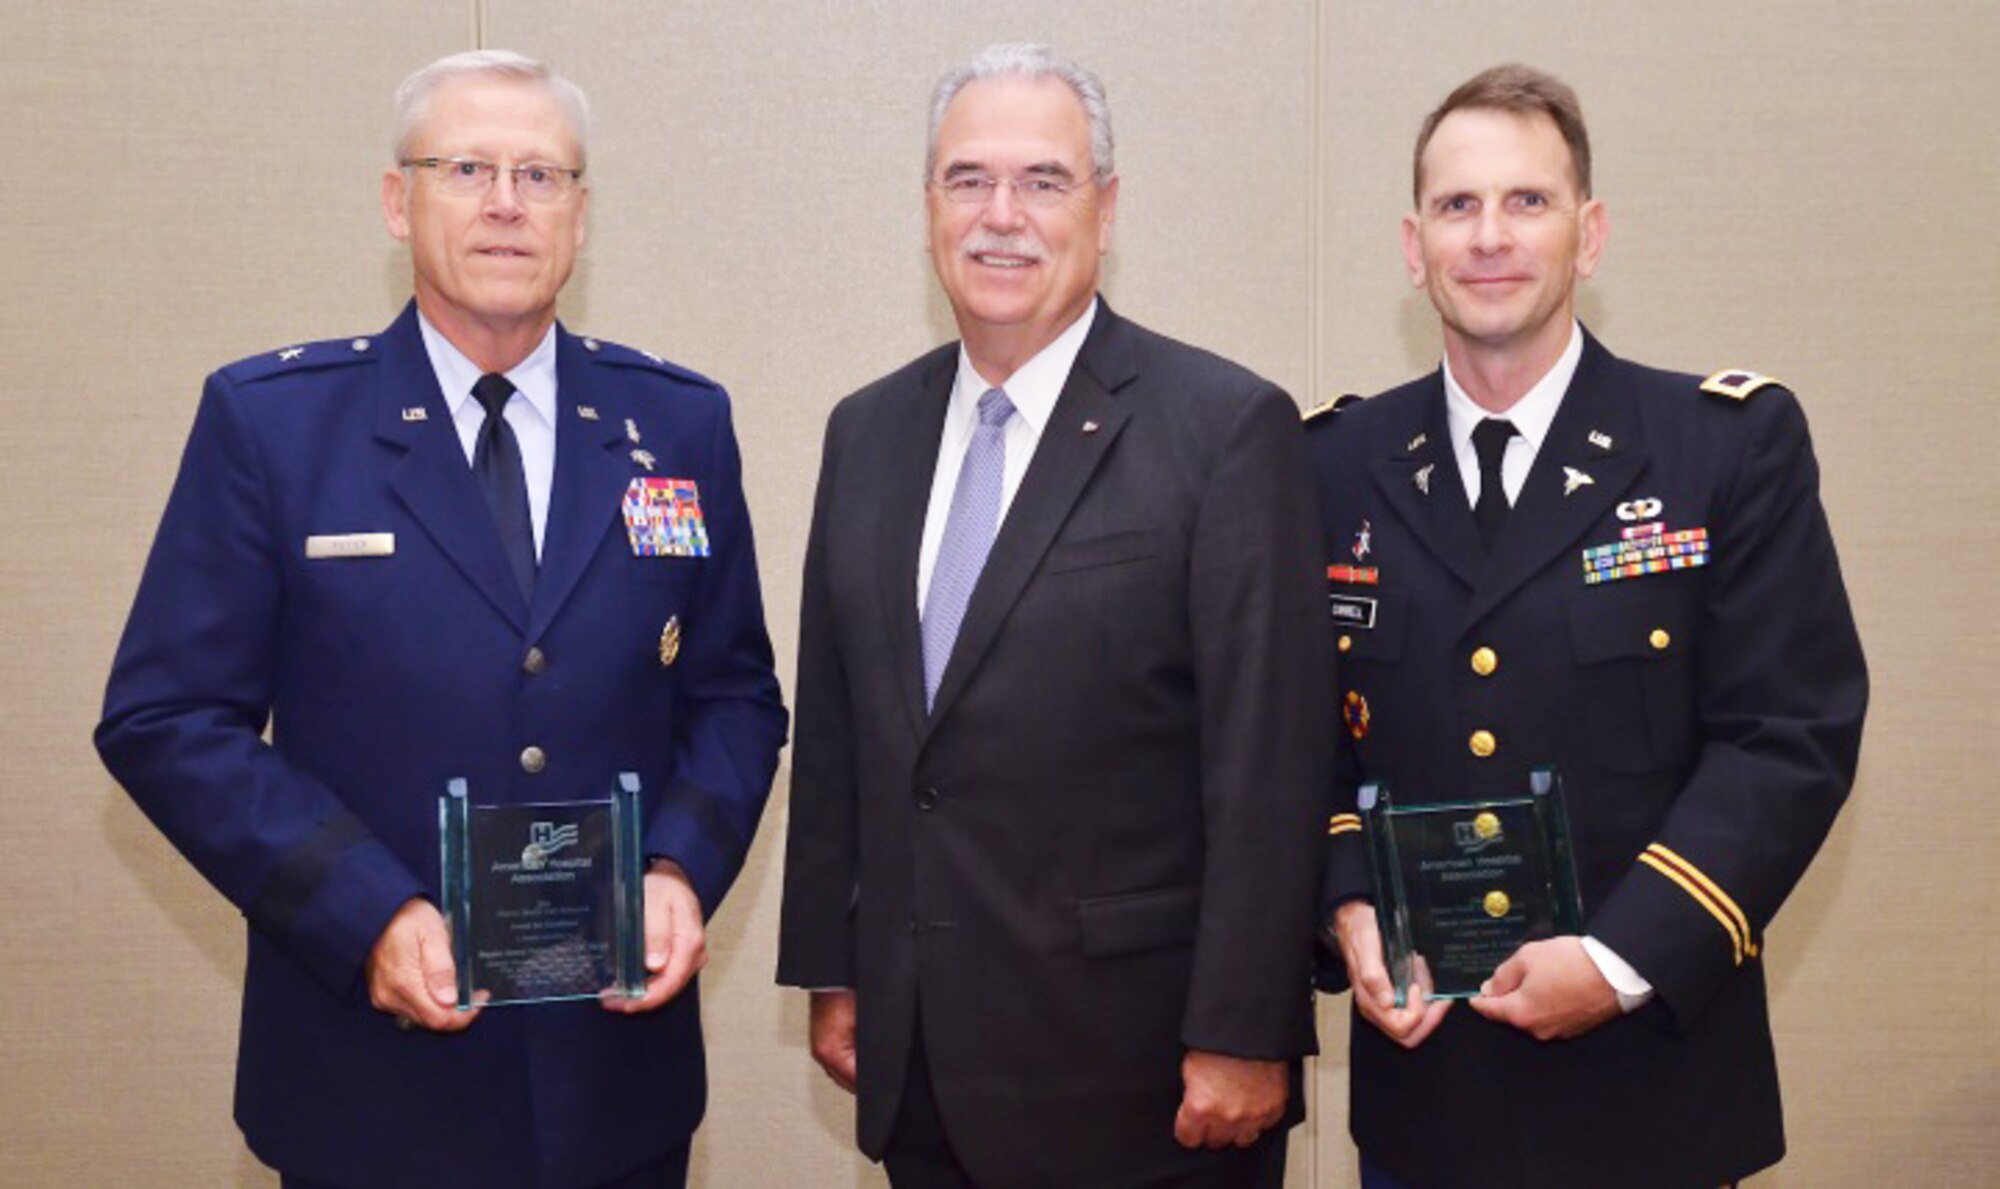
0, 4, 473, 1186
1317, 3, 1999, 1186
486, 3, 1317, 1184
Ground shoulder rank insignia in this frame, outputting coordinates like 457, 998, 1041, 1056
1700, 369, 1784, 401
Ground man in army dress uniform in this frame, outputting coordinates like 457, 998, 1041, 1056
96, 51, 785, 1187
1308, 64, 1867, 1188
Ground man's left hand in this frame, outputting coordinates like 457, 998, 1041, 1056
1468, 936, 1620, 1041
1173, 1049, 1287, 1149
604, 860, 708, 1014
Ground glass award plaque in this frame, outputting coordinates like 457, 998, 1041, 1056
439, 772, 647, 1009
1361, 768, 1584, 1006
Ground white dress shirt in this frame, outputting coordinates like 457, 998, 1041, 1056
916, 299, 1097, 617
1439, 321, 1653, 1013
417, 311, 558, 560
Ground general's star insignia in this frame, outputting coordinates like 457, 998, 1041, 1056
278, 347, 304, 362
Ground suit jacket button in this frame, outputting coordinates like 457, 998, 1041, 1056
915, 786, 939, 810
520, 746, 547, 774
1470, 646, 1498, 676
1337, 634, 1353, 654
523, 647, 547, 675
1468, 730, 1497, 758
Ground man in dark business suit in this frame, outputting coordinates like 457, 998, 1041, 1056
95, 51, 785, 1187
777, 43, 1327, 1189
1308, 65, 1867, 1187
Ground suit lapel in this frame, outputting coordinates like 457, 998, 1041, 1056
1462, 335, 1647, 631
375, 305, 529, 633
924, 308, 1136, 729
879, 350, 956, 740
529, 328, 632, 642
1368, 375, 1484, 590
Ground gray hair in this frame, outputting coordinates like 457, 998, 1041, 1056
393, 50, 592, 166
926, 43, 1115, 186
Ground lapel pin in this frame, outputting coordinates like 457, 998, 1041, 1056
350, 338, 370, 353
1082, 419, 1100, 434
1351, 518, 1372, 562
401, 407, 427, 422
1414, 464, 1434, 495
582, 337, 601, 353
626, 418, 642, 444
1563, 467, 1595, 496
577, 405, 600, 421
278, 347, 304, 362
631, 448, 656, 472
1588, 430, 1614, 451
1406, 432, 1428, 453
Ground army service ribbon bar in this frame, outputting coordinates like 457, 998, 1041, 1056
624, 477, 711, 557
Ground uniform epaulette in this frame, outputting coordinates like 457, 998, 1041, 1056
220, 335, 381, 386
576, 335, 722, 393
1698, 369, 1787, 402
1304, 393, 1363, 423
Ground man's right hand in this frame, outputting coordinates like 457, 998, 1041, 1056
809, 989, 858, 1093
1333, 899, 1449, 1048
366, 898, 476, 1033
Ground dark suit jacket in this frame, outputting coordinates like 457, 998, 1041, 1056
1307, 332, 1867, 1188
96, 303, 787, 1188
777, 302, 1330, 1188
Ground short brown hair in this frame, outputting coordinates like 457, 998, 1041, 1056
1412, 64, 1591, 204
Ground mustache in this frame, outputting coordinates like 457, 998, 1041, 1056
960, 233, 1044, 262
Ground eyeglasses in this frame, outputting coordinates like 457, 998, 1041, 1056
931, 173, 1089, 209
400, 156, 584, 202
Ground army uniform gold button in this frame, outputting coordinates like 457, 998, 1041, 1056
1469, 730, 1497, 758
1337, 634, 1353, 654
1649, 628, 1671, 651
520, 746, 547, 774
523, 647, 547, 675
1470, 647, 1498, 677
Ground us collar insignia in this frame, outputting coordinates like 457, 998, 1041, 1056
1588, 430, 1614, 451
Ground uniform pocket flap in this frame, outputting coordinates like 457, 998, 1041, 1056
1567, 589, 1687, 665
1076, 884, 1201, 957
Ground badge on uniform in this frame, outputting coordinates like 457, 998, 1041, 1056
659, 615, 681, 667
1581, 521, 1708, 585
1343, 691, 1371, 740
623, 477, 711, 557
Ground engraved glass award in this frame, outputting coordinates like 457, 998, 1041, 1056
439, 772, 648, 1009
1361, 768, 1584, 1006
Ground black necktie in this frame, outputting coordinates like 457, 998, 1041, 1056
1471, 417, 1519, 551
471, 373, 536, 601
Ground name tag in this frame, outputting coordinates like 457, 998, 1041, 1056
1329, 594, 1377, 629
305, 533, 395, 559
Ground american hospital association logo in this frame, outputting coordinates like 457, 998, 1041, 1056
521, 821, 581, 870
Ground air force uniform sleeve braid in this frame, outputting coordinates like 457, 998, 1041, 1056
1585, 366, 1866, 1028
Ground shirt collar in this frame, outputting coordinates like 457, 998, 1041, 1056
1442, 320, 1582, 459
949, 297, 1099, 438
418, 310, 559, 429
